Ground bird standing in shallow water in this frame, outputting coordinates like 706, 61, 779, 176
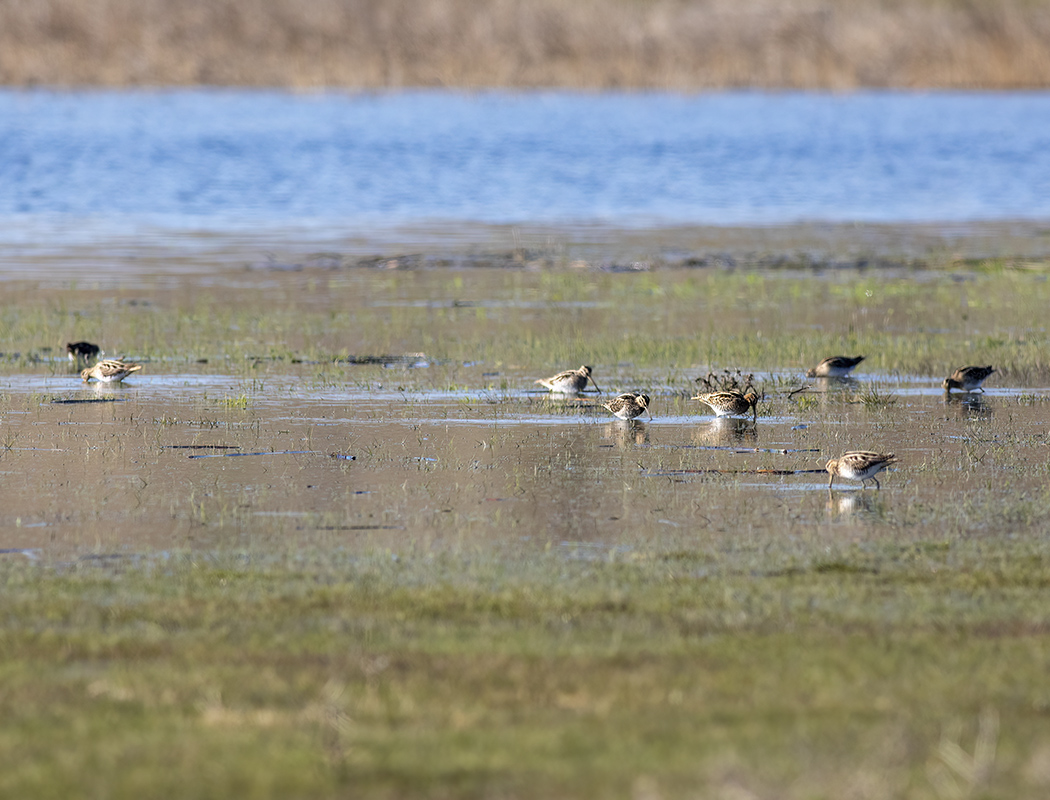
66, 341, 102, 363
942, 365, 995, 393
603, 393, 651, 421
692, 389, 760, 422
535, 365, 602, 394
825, 451, 898, 490
81, 358, 143, 383
806, 355, 865, 378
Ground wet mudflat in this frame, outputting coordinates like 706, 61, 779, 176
4, 263, 1050, 556
2, 364, 1050, 558
3, 262, 1050, 798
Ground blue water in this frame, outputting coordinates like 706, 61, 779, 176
1, 89, 1050, 235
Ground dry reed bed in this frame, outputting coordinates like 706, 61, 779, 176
2, 0, 1050, 89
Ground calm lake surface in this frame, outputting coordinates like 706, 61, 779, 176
2, 89, 1050, 253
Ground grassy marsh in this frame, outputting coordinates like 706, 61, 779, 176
3, 544, 1050, 798
4, 262, 1050, 797
5, 265, 1050, 381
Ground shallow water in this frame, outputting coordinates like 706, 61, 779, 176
4, 260, 1050, 561
3, 350, 1049, 561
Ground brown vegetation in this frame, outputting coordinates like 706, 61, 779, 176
2, 0, 1050, 89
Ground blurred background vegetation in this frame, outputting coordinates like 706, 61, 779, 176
2, 0, 1049, 89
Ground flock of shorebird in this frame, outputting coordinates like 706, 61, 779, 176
66, 340, 997, 493
536, 357, 998, 492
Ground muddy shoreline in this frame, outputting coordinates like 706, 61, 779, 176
4, 219, 1050, 280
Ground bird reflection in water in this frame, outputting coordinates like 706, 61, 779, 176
602, 419, 649, 449
944, 391, 992, 420
825, 490, 885, 518
691, 417, 757, 447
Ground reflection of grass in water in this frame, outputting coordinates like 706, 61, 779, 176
217, 393, 250, 410
794, 394, 820, 412
2, 534, 1050, 797
857, 385, 897, 409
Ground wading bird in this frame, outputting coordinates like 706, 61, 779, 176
825, 451, 898, 490
81, 358, 143, 384
942, 365, 995, 393
692, 389, 760, 422
805, 355, 865, 378
603, 392, 651, 421
66, 341, 102, 363
535, 365, 602, 394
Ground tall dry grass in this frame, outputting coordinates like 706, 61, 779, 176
2, 0, 1050, 89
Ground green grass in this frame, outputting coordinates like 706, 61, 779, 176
6, 266, 1050, 382
2, 540, 1050, 798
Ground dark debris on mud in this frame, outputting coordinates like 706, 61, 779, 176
247, 249, 930, 273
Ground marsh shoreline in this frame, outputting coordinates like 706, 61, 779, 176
4, 219, 1050, 281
